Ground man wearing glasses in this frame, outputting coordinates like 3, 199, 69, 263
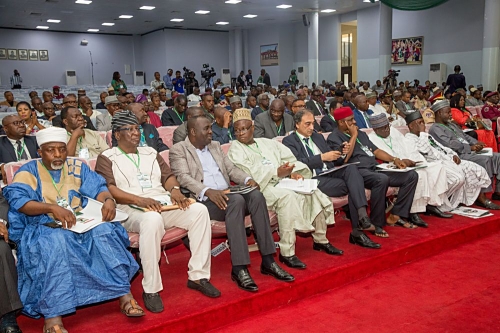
306, 89, 327, 116
254, 99, 294, 139
52, 95, 97, 131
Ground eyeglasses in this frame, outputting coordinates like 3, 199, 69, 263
234, 126, 252, 135
7, 121, 24, 127
293, 104, 306, 108
117, 126, 140, 133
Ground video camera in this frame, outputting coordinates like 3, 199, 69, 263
182, 67, 192, 80
201, 63, 216, 81
387, 69, 400, 78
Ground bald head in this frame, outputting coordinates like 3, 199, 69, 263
270, 98, 285, 109
353, 95, 369, 112
214, 106, 228, 118
186, 106, 206, 120
127, 103, 147, 124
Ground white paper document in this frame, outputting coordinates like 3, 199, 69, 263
69, 197, 128, 233
476, 147, 493, 156
275, 178, 318, 194
376, 163, 427, 172
450, 206, 492, 219
315, 162, 360, 177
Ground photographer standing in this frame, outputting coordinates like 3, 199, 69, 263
172, 70, 185, 94
185, 71, 199, 96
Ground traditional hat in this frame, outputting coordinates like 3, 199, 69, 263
107, 86, 114, 91
52, 85, 60, 90
393, 90, 402, 97
333, 107, 353, 121
486, 91, 499, 99
369, 114, 389, 129
36, 127, 68, 146
477, 84, 483, 89
229, 96, 242, 104
430, 99, 450, 112
111, 110, 138, 131
232, 108, 252, 123
428, 91, 444, 104
365, 92, 377, 99
470, 87, 478, 93
405, 110, 423, 125
105, 96, 120, 106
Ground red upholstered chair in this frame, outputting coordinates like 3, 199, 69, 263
157, 126, 178, 148
3, 160, 29, 185
360, 128, 374, 135
315, 116, 323, 125
221, 143, 231, 155
97, 131, 108, 146
106, 130, 113, 147
273, 136, 285, 143
86, 157, 97, 171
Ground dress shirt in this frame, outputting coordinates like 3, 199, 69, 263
296, 132, 327, 176
7, 137, 32, 160
163, 74, 173, 90
196, 146, 230, 201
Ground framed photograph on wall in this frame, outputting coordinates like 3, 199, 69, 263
8, 49, 17, 60
0, 48, 6, 60
260, 44, 279, 66
391, 36, 423, 65
18, 49, 28, 61
39, 50, 49, 61
29, 49, 38, 61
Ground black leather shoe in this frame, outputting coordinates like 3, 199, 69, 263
475, 199, 500, 210
187, 278, 221, 298
231, 269, 258, 292
0, 326, 22, 333
261, 262, 295, 282
349, 233, 381, 249
313, 242, 344, 255
358, 216, 375, 231
142, 292, 164, 313
491, 193, 500, 201
409, 214, 428, 228
425, 205, 453, 218
279, 253, 307, 269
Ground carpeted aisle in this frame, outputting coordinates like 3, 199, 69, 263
211, 232, 500, 333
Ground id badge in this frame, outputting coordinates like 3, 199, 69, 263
361, 145, 374, 157
78, 147, 90, 159
458, 137, 468, 144
56, 196, 74, 213
262, 158, 273, 167
137, 173, 152, 188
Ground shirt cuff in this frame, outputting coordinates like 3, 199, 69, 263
244, 177, 252, 185
198, 187, 210, 202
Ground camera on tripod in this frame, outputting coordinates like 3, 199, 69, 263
201, 63, 216, 81
387, 69, 400, 78
182, 67, 192, 80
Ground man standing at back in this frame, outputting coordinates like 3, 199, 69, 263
163, 69, 174, 90
172, 71, 185, 94
446, 65, 466, 94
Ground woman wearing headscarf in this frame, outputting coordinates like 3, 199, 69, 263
135, 94, 161, 128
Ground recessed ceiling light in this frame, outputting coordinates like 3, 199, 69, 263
47, 19, 60, 23
87, 28, 99, 32
75, 0, 92, 4
243, 14, 257, 18
170, 18, 184, 22
216, 21, 229, 25
363, 0, 379, 2
225, 0, 241, 4
119, 15, 133, 19
276, 4, 292, 9
36, 26, 49, 29
195, 10, 210, 14
102, 22, 115, 26
320, 9, 336, 13
139, 6, 155, 10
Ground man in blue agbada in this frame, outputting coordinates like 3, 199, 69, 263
3, 127, 144, 333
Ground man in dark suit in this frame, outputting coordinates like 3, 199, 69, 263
254, 99, 294, 139
161, 95, 187, 126
251, 94, 270, 120
0, 115, 39, 183
306, 89, 326, 116
169, 116, 294, 292
111, 103, 169, 152
320, 102, 339, 133
282, 109, 380, 249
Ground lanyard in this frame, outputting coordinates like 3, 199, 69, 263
245, 141, 264, 158
328, 114, 336, 123
436, 123, 462, 139
275, 120, 283, 135
216, 124, 233, 140
429, 137, 446, 153
16, 141, 26, 161
118, 147, 141, 171
41, 162, 66, 198
173, 108, 185, 122
67, 131, 84, 150
376, 134, 392, 149
345, 133, 362, 146
296, 133, 315, 154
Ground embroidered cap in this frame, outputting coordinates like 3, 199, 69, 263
369, 113, 389, 129
36, 127, 68, 146
430, 99, 450, 112
111, 110, 139, 131
405, 110, 423, 125
229, 96, 242, 104
232, 108, 252, 124
333, 107, 353, 121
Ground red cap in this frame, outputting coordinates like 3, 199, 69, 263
333, 106, 354, 121
428, 91, 444, 104
486, 91, 499, 99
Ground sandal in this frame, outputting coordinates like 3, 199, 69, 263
120, 298, 145, 317
43, 324, 67, 333
370, 226, 389, 238
392, 219, 418, 229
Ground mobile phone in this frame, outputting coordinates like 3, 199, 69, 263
43, 221, 62, 228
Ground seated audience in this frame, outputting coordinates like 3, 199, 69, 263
31, 97, 44, 119
327, 107, 419, 238
41, 102, 57, 125
111, 71, 127, 94
352, 95, 374, 129
188, 87, 202, 103
212, 107, 234, 145
229, 96, 242, 113
246, 95, 257, 110
481, 91, 500, 121
0, 91, 18, 108
201, 93, 215, 121
320, 100, 339, 132
251, 94, 270, 120
395, 91, 413, 115
161, 95, 187, 126
97, 96, 122, 132
305, 89, 327, 116
254, 99, 294, 139
96, 111, 219, 313
17, 101, 45, 134
96, 92, 108, 109
53, 96, 96, 131
169, 116, 294, 292
291, 98, 322, 132
150, 72, 166, 92
3, 127, 144, 333
79, 96, 101, 129
173, 107, 206, 145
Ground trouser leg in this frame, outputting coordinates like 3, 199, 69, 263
358, 169, 389, 227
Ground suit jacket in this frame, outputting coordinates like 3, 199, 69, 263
251, 106, 266, 120
320, 114, 338, 133
0, 136, 39, 166
52, 114, 96, 131
169, 138, 249, 199
161, 108, 185, 126
111, 123, 168, 152
254, 111, 295, 139
96, 111, 112, 131
173, 122, 188, 145
306, 100, 326, 116
282, 131, 340, 171
211, 123, 234, 145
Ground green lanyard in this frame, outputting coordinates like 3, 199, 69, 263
118, 147, 141, 172
41, 162, 66, 198
275, 120, 283, 135
245, 141, 264, 158
16, 141, 26, 161
436, 123, 462, 139
173, 108, 185, 122
328, 114, 336, 123
376, 134, 392, 149
296, 133, 315, 154
216, 124, 233, 140
67, 131, 83, 150
344, 133, 362, 146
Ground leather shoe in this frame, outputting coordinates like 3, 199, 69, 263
475, 199, 500, 210
187, 279, 221, 298
142, 292, 164, 313
261, 262, 295, 282
0, 326, 22, 333
313, 242, 344, 255
409, 214, 428, 228
279, 253, 306, 269
358, 216, 375, 231
231, 269, 258, 292
425, 205, 453, 218
349, 233, 381, 249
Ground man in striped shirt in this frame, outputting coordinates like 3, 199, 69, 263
10, 70, 22, 89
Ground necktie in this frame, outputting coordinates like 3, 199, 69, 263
303, 138, 323, 175
16, 140, 28, 160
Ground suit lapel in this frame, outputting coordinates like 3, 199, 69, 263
293, 132, 309, 158
3, 138, 17, 161
269, 113, 278, 137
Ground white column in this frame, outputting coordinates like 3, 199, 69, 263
234, 29, 243, 75
308, 12, 319, 86
481, 0, 500, 90
378, 3, 392, 81
243, 29, 249, 72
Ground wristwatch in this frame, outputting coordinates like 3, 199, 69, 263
104, 197, 117, 206
171, 186, 180, 192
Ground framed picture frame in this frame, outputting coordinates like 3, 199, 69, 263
0, 48, 6, 60
260, 44, 279, 66
7, 49, 17, 60
29, 49, 38, 61
18, 49, 28, 61
391, 36, 423, 65
39, 49, 49, 61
